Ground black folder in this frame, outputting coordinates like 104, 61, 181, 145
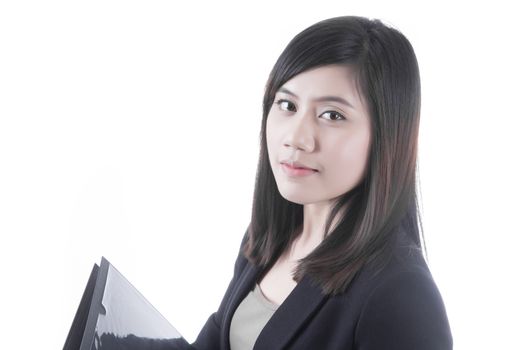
64, 257, 187, 350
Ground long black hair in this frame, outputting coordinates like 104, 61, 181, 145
243, 15, 424, 296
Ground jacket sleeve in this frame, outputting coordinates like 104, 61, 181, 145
354, 268, 453, 350
190, 227, 250, 349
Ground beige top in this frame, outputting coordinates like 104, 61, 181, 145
229, 283, 280, 350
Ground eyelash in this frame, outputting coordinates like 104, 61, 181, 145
274, 99, 347, 121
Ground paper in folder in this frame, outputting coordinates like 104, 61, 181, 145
63, 256, 190, 350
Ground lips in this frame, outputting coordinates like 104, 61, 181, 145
280, 160, 318, 172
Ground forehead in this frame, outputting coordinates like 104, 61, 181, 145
278, 64, 362, 104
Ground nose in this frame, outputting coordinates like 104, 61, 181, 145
284, 109, 316, 153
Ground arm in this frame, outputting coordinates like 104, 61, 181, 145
354, 268, 453, 350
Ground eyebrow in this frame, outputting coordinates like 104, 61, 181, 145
277, 87, 355, 109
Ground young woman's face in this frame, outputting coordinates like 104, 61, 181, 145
266, 64, 372, 206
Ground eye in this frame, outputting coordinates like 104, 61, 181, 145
274, 98, 347, 121
274, 99, 297, 112
320, 110, 346, 122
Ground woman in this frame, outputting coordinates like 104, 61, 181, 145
101, 14, 453, 350
187, 14, 452, 350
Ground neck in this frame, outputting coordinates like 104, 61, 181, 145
286, 200, 341, 260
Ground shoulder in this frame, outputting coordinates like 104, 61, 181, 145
235, 227, 250, 267
352, 234, 453, 349
229, 225, 252, 279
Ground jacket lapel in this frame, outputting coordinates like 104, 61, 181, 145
253, 274, 329, 349
221, 261, 261, 350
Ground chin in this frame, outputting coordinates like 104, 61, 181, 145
276, 188, 316, 205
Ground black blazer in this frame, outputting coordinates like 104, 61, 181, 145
101, 226, 453, 350
187, 226, 453, 350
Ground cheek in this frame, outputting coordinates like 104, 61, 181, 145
341, 138, 370, 163
326, 132, 371, 179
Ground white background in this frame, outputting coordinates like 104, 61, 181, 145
1, 1, 524, 349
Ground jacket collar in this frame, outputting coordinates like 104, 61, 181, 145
221, 261, 329, 350
254, 273, 328, 349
